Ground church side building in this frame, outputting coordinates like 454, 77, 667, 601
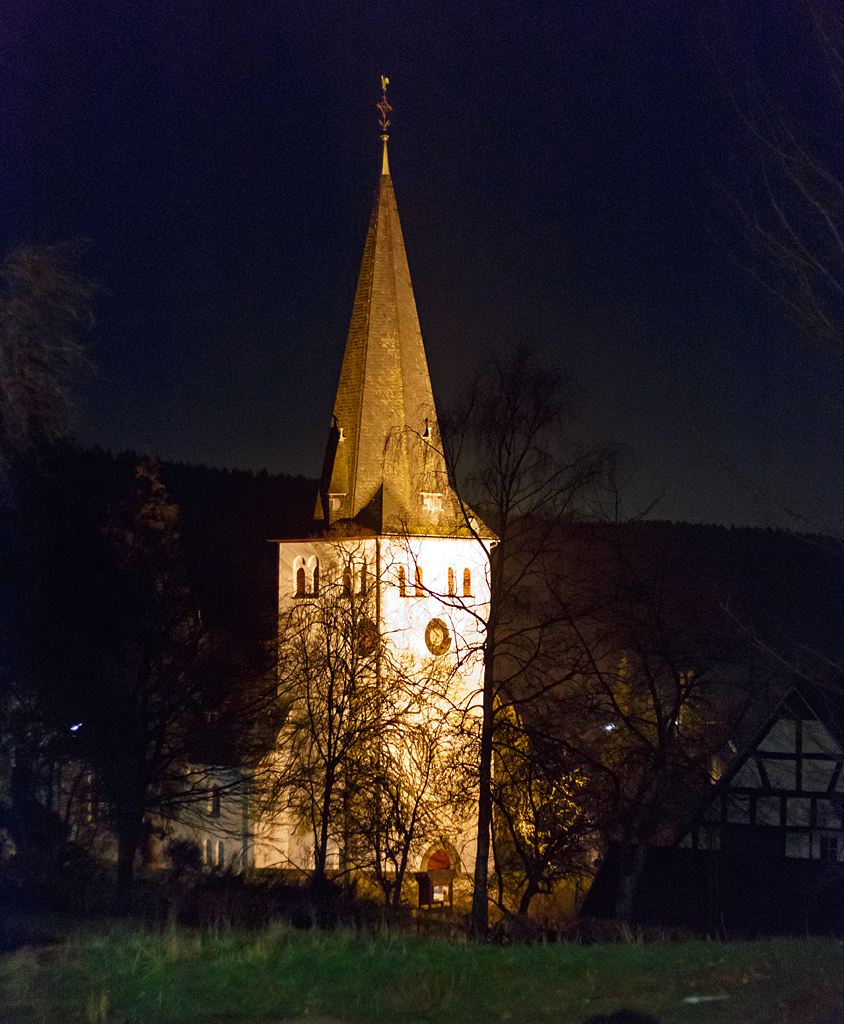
252, 118, 492, 892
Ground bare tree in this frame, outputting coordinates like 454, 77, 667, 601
489, 704, 593, 916
0, 245, 92, 475
727, 1, 844, 367
534, 523, 765, 919
263, 562, 381, 881
440, 344, 614, 933
345, 705, 473, 905
1, 449, 275, 889
262, 544, 469, 894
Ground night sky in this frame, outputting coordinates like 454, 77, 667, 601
4, 0, 842, 530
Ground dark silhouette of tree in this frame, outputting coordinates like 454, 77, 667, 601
717, 1, 844, 533
0, 448, 274, 889
265, 552, 385, 883
728, 1, 844, 367
0, 245, 92, 476
490, 704, 593, 916
262, 543, 469, 899
440, 344, 614, 933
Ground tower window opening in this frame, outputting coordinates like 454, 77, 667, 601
359, 560, 367, 595
448, 567, 455, 596
463, 568, 472, 597
343, 568, 352, 596
398, 566, 407, 597
415, 566, 424, 597
208, 784, 221, 818
294, 556, 320, 597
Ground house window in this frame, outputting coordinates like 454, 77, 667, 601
447, 567, 455, 596
217, 841, 225, 868
463, 568, 472, 597
205, 839, 214, 866
786, 832, 810, 858
296, 567, 306, 597
398, 566, 407, 597
208, 784, 221, 818
358, 560, 367, 596
415, 566, 424, 597
343, 568, 352, 596
310, 557, 320, 596
329, 493, 345, 513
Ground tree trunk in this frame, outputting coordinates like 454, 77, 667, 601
470, 652, 496, 935
615, 843, 648, 921
116, 831, 138, 889
115, 809, 144, 909
517, 876, 541, 916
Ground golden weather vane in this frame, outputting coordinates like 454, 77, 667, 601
377, 75, 392, 134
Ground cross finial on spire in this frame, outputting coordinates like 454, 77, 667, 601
377, 76, 392, 176
377, 76, 392, 133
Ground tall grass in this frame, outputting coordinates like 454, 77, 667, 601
2, 925, 843, 1023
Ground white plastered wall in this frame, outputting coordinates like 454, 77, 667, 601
255, 532, 490, 877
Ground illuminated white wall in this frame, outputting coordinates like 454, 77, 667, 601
256, 532, 491, 876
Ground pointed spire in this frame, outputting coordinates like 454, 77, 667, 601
314, 84, 463, 536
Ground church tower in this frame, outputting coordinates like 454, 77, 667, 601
263, 84, 491, 887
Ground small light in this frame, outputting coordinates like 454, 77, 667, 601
70, 723, 82, 732
604, 724, 615, 732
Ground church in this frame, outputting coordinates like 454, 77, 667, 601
180, 88, 493, 899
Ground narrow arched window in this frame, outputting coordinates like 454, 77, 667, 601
463, 568, 472, 597
447, 567, 455, 596
296, 566, 306, 597
358, 560, 367, 595
208, 784, 221, 817
343, 568, 352, 596
415, 566, 424, 597
205, 839, 213, 867
310, 558, 320, 596
217, 841, 225, 868
398, 566, 407, 597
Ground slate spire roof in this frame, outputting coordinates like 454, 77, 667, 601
315, 136, 464, 537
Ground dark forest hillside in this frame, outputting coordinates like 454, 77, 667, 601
160, 461, 316, 639
577, 521, 844, 671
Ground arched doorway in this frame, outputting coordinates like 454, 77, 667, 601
415, 845, 458, 909
427, 849, 450, 872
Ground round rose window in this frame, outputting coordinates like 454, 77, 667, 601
425, 617, 451, 655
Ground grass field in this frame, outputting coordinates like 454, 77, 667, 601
2, 924, 843, 1024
